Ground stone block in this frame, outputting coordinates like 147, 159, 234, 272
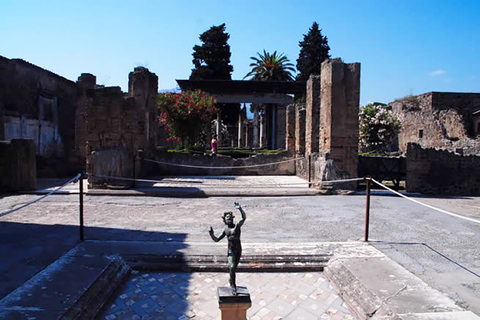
0, 139, 36, 191
217, 286, 251, 320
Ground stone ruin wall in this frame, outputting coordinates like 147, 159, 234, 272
289, 60, 361, 190
0, 55, 77, 170
78, 67, 159, 188
150, 150, 295, 176
391, 92, 480, 156
407, 143, 480, 195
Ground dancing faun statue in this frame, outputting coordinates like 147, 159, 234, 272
209, 202, 246, 295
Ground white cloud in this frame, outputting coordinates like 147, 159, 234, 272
430, 69, 446, 76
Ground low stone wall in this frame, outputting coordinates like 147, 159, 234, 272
147, 150, 297, 176
407, 143, 480, 195
0, 139, 36, 192
295, 152, 359, 191
295, 154, 310, 181
358, 155, 406, 181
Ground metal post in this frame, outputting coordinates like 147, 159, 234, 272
365, 177, 371, 242
79, 173, 84, 241
307, 153, 312, 188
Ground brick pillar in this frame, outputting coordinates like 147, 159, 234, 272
76, 73, 96, 160
128, 67, 159, 151
319, 59, 360, 182
295, 104, 306, 154
305, 75, 321, 154
276, 104, 286, 149
286, 104, 295, 151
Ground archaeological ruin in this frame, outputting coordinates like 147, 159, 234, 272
390, 92, 480, 156
2, 52, 480, 195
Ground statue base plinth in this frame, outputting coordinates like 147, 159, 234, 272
217, 286, 251, 320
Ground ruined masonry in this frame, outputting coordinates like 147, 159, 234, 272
77, 67, 159, 188
291, 59, 361, 189
0, 54, 361, 192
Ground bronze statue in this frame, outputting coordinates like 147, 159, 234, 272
209, 202, 246, 295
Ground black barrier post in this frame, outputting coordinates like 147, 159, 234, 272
307, 154, 312, 188
365, 177, 371, 242
79, 173, 84, 241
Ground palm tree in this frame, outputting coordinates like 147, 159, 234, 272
244, 50, 295, 148
244, 50, 295, 81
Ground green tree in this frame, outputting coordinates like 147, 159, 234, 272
190, 23, 233, 80
359, 103, 401, 153
296, 22, 330, 82
190, 23, 238, 126
158, 90, 218, 147
244, 50, 295, 81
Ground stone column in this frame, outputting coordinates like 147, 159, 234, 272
275, 104, 287, 149
260, 105, 269, 148
319, 59, 360, 186
295, 104, 306, 154
253, 105, 259, 148
305, 75, 321, 154
271, 105, 276, 149
216, 112, 222, 146
238, 108, 245, 148
286, 104, 295, 151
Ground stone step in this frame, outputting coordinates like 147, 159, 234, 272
122, 253, 332, 272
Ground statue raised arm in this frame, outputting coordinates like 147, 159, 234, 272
208, 202, 246, 295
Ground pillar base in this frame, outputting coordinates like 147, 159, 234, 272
217, 286, 251, 320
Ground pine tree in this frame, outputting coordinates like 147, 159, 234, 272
296, 22, 330, 82
190, 23, 233, 80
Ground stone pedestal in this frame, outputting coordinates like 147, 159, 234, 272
217, 286, 251, 320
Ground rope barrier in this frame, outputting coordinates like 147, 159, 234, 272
371, 178, 480, 225
319, 177, 365, 184
90, 173, 364, 187
0, 174, 82, 218
143, 157, 305, 169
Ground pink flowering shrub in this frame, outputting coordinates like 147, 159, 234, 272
158, 90, 217, 147
359, 103, 401, 153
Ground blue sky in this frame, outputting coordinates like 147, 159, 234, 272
1, 0, 480, 105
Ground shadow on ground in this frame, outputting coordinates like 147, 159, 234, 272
0, 221, 191, 319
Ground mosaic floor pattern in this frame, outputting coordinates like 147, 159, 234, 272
104, 272, 357, 320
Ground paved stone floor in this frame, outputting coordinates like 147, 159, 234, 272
104, 272, 357, 320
